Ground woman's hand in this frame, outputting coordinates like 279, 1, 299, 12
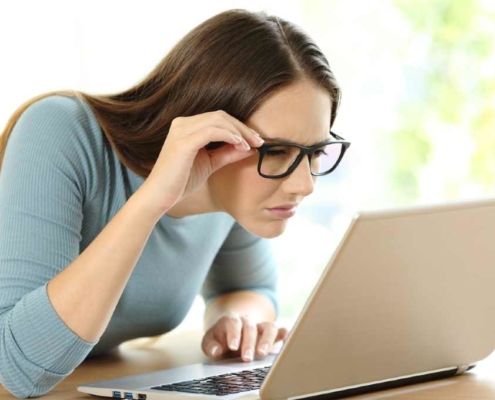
201, 312, 290, 362
139, 110, 264, 215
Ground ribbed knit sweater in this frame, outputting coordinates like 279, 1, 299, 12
0, 95, 278, 398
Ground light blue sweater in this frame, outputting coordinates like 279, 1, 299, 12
0, 95, 279, 398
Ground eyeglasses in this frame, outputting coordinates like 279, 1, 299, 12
204, 131, 351, 179
255, 131, 351, 179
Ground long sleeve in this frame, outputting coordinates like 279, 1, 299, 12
200, 221, 280, 319
0, 97, 99, 398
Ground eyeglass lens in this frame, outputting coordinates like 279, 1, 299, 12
260, 143, 344, 176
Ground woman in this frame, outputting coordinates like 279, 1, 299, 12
0, 8, 348, 398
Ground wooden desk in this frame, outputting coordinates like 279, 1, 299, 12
2, 329, 495, 399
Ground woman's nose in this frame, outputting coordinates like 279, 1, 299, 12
281, 156, 315, 196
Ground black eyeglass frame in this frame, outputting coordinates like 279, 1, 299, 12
255, 131, 351, 179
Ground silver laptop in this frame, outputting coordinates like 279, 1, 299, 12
78, 197, 495, 400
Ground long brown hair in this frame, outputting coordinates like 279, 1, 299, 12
0, 9, 341, 179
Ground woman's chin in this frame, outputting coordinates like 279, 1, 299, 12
242, 219, 288, 239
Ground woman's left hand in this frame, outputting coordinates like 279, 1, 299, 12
201, 312, 290, 362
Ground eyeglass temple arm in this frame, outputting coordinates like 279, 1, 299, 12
330, 131, 345, 141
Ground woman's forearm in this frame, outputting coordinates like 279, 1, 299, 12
47, 186, 166, 343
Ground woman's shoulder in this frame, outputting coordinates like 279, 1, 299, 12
19, 94, 102, 142
15, 93, 108, 163
8, 94, 109, 199
25, 93, 84, 112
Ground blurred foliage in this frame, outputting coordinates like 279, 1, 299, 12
472, 88, 495, 187
390, 109, 432, 203
391, 0, 495, 200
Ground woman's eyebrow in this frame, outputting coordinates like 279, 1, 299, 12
260, 136, 332, 146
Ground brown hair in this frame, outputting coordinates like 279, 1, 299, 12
0, 9, 341, 179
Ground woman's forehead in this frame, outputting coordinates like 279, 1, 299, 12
246, 82, 332, 146
247, 106, 331, 146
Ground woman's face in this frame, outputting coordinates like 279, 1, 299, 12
208, 80, 332, 238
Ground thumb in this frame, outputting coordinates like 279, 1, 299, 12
207, 340, 225, 358
276, 327, 290, 343
210, 146, 257, 172
202, 333, 226, 359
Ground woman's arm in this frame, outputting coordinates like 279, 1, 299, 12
0, 97, 165, 398
46, 186, 162, 343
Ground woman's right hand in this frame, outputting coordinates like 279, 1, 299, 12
139, 110, 264, 215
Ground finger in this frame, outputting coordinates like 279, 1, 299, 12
177, 111, 260, 150
187, 126, 252, 155
202, 110, 264, 148
240, 315, 258, 362
201, 330, 224, 359
255, 322, 279, 356
208, 340, 224, 358
222, 313, 243, 354
276, 327, 290, 342
217, 111, 265, 148
209, 146, 257, 173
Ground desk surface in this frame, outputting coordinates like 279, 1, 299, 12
2, 329, 495, 400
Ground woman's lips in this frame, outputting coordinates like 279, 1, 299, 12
266, 206, 296, 219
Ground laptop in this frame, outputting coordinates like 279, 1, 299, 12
78, 196, 495, 400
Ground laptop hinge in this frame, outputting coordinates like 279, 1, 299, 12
455, 365, 470, 375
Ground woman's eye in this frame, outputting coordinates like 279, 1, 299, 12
314, 149, 327, 158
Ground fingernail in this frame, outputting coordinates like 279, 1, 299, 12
242, 139, 251, 150
230, 339, 239, 350
211, 345, 219, 357
232, 134, 242, 143
259, 344, 269, 355
244, 349, 253, 361
255, 134, 264, 144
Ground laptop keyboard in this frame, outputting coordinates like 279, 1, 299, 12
151, 366, 271, 396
